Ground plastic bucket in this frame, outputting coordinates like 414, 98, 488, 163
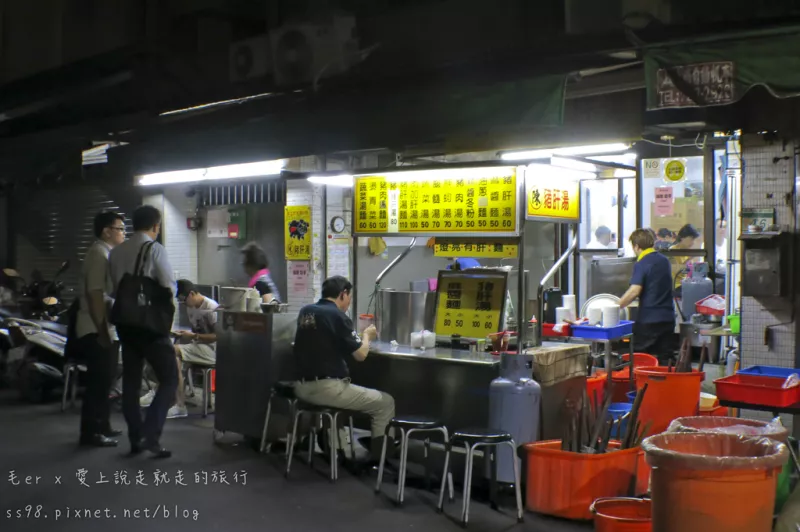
727, 314, 740, 334
587, 373, 606, 409
626, 391, 637, 403
643, 432, 788, 532
523, 440, 643, 520
591, 498, 652, 532
606, 354, 658, 402
608, 403, 633, 439
634, 367, 705, 437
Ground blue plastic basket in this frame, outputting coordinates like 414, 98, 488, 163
737, 365, 799, 379
570, 320, 634, 341
607, 403, 632, 439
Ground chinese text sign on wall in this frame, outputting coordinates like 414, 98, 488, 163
284, 205, 312, 260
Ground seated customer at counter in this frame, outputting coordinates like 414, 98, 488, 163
140, 280, 219, 419
241, 242, 282, 303
618, 228, 677, 363
292, 275, 395, 466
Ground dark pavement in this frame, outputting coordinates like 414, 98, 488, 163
0, 391, 590, 532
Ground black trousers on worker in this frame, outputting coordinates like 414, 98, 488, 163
632, 321, 678, 364
118, 327, 177, 448
77, 334, 118, 438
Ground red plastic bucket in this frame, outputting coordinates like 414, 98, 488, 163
591, 498, 652, 532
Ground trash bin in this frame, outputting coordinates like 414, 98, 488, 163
666, 416, 792, 512
643, 432, 788, 532
528, 345, 589, 440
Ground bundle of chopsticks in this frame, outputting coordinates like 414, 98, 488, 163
561, 382, 651, 453
669, 338, 707, 373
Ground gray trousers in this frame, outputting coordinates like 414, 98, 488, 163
294, 378, 395, 439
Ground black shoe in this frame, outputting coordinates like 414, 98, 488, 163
128, 441, 171, 459
103, 429, 123, 437
79, 434, 118, 448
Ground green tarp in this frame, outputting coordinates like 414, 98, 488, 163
644, 31, 800, 110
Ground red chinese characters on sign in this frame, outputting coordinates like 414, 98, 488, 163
527, 179, 580, 221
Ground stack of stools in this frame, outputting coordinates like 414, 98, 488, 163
374, 415, 454, 505
437, 428, 524, 527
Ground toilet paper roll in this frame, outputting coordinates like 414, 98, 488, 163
587, 307, 603, 326
555, 307, 574, 324
410, 332, 424, 349
562, 295, 576, 313
602, 305, 621, 328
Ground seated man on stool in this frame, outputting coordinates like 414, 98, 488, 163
141, 280, 218, 419
293, 276, 395, 467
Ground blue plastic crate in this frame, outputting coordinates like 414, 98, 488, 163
737, 365, 799, 379
570, 320, 634, 341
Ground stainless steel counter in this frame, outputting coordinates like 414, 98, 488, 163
368, 341, 498, 365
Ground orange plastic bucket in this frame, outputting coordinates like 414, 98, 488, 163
601, 353, 659, 402
591, 498, 652, 532
634, 367, 704, 436
524, 440, 643, 520
210, 369, 216, 393
643, 432, 788, 532
587, 373, 607, 409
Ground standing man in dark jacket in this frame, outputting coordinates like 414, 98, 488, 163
76, 211, 126, 447
619, 228, 677, 362
109, 205, 177, 459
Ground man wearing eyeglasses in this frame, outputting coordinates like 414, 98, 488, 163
139, 280, 218, 419
75, 211, 126, 447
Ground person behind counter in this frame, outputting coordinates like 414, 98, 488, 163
618, 228, 677, 363
241, 242, 282, 303
140, 280, 219, 419
669, 223, 702, 292
447, 257, 481, 270
586, 225, 614, 249
292, 275, 395, 467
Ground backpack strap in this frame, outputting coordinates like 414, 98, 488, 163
133, 241, 156, 277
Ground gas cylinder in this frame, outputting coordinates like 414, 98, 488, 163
680, 262, 713, 319
489, 352, 541, 483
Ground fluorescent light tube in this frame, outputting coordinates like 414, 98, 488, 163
307, 175, 354, 187
550, 157, 598, 173
136, 159, 285, 186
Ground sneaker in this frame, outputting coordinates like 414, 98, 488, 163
139, 390, 155, 407
167, 405, 188, 419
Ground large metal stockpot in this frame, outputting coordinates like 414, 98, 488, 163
375, 289, 436, 344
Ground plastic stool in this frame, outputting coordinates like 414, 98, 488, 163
61, 362, 86, 412
285, 402, 355, 482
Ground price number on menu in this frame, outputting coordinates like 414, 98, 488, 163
434, 276, 505, 338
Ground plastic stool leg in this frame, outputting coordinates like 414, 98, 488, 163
259, 394, 274, 454
461, 443, 476, 527
375, 428, 389, 493
437, 444, 451, 512
285, 411, 301, 477
508, 440, 524, 523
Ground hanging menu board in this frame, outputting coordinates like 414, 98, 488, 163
434, 271, 507, 339
354, 167, 518, 235
525, 171, 581, 223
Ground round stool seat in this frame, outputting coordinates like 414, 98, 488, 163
451, 428, 512, 445
389, 415, 445, 430
296, 401, 335, 413
273, 381, 296, 399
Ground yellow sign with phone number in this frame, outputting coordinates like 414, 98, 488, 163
354, 168, 517, 234
434, 273, 505, 338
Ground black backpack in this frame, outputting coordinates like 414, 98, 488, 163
110, 241, 174, 337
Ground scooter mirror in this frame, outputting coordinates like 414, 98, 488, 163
55, 261, 70, 277
42, 297, 59, 306
2, 268, 20, 277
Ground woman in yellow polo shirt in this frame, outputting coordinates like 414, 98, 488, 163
669, 224, 701, 291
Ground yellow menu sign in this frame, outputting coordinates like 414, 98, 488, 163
284, 205, 311, 260
526, 175, 581, 222
435, 273, 506, 339
354, 168, 518, 234
433, 239, 519, 259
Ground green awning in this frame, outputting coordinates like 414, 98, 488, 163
644, 31, 800, 110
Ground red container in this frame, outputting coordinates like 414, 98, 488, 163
698, 405, 728, 417
714, 374, 800, 408
587, 373, 607, 409
543, 323, 571, 337
211, 369, 216, 393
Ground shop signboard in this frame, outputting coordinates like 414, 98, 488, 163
284, 205, 312, 260
433, 238, 518, 259
434, 271, 506, 339
353, 167, 518, 236
525, 172, 581, 223
654, 61, 735, 109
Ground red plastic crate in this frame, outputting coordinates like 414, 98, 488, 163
543, 323, 571, 337
714, 373, 800, 408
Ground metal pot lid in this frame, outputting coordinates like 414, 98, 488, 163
580, 294, 629, 321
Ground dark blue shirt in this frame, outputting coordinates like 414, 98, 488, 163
293, 299, 362, 379
447, 258, 481, 270
630, 250, 675, 324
